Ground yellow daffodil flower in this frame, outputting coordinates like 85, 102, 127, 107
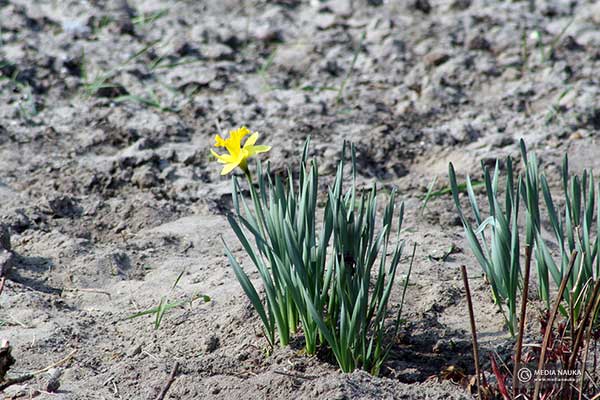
210, 126, 271, 175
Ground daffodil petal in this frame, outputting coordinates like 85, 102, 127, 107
221, 162, 240, 175
251, 145, 271, 154
214, 135, 227, 147
230, 126, 250, 143
211, 149, 233, 163
243, 132, 259, 148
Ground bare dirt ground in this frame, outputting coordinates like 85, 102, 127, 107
1, 0, 600, 398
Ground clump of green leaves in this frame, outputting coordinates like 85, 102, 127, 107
449, 139, 600, 336
532, 148, 599, 321
449, 158, 522, 336
224, 139, 411, 375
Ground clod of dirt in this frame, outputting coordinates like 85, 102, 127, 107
96, 84, 129, 99
131, 164, 159, 188
413, 0, 432, 14
127, 344, 142, 357
424, 51, 450, 67
204, 335, 220, 353
467, 34, 491, 51
326, 0, 353, 17
61, 20, 91, 38
0, 250, 14, 278
451, 0, 471, 10
0, 224, 11, 252
200, 44, 234, 61
47, 195, 82, 218
0, 340, 15, 381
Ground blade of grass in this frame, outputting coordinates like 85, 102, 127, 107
420, 176, 438, 216
336, 31, 365, 104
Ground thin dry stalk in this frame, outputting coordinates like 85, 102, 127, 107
460, 265, 484, 399
154, 361, 180, 400
533, 250, 578, 400
569, 279, 600, 370
513, 245, 532, 398
578, 286, 600, 400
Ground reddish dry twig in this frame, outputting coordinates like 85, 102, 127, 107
533, 250, 577, 400
460, 265, 485, 400
569, 278, 600, 371
578, 285, 600, 400
513, 245, 532, 398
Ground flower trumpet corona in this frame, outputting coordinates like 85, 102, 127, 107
210, 126, 271, 176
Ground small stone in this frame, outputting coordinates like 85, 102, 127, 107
468, 34, 491, 51
451, 0, 471, 9
423, 50, 450, 67
501, 68, 521, 81
0, 340, 15, 381
62, 19, 91, 38
0, 251, 14, 277
413, 0, 431, 14
394, 100, 414, 115
315, 13, 337, 30
569, 131, 584, 140
47, 195, 82, 218
490, 134, 514, 148
200, 44, 234, 61
45, 368, 62, 393
131, 165, 158, 189
114, 221, 127, 234
561, 35, 583, 51
328, 0, 353, 17
432, 339, 445, 353
96, 84, 128, 99
274, 43, 314, 73
253, 25, 283, 43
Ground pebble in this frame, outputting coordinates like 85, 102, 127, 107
273, 43, 314, 72
253, 24, 283, 43
46, 368, 62, 393
47, 195, 82, 218
131, 165, 158, 189
413, 0, 432, 14
315, 13, 337, 30
327, 0, 353, 17
200, 44, 234, 61
423, 50, 450, 67
62, 20, 91, 38
467, 34, 491, 51
451, 0, 471, 10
